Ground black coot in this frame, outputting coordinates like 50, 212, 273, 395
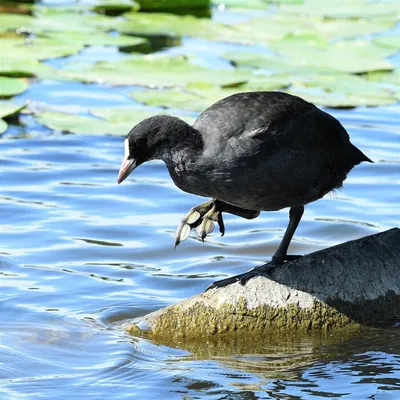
117, 91, 372, 289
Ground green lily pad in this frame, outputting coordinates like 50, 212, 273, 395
0, 119, 8, 134
0, 101, 28, 119
0, 58, 59, 78
135, 0, 210, 10
275, 40, 394, 74
373, 35, 400, 51
227, 39, 394, 74
0, 13, 33, 33
219, 15, 395, 45
118, 11, 230, 40
366, 70, 400, 100
0, 77, 29, 97
289, 74, 398, 108
280, 0, 400, 19
35, 108, 195, 136
43, 31, 149, 52
59, 55, 253, 87
214, 0, 303, 6
90, 106, 196, 125
131, 89, 218, 111
1, 36, 83, 62
92, 0, 140, 15
35, 112, 125, 135
0, 10, 119, 34
130, 76, 291, 111
367, 70, 400, 86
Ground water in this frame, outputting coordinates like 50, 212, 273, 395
1, 6, 400, 400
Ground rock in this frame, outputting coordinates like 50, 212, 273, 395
125, 228, 400, 340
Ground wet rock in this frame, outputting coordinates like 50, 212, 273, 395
125, 228, 400, 339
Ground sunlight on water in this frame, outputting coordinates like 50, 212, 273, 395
1, 2, 399, 399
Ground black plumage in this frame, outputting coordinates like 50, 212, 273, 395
117, 91, 372, 289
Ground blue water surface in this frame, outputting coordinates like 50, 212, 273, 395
1, 3, 400, 400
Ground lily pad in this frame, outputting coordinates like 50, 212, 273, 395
373, 35, 400, 51
227, 39, 394, 74
43, 31, 149, 52
0, 119, 8, 134
35, 112, 125, 135
135, 0, 210, 10
289, 74, 398, 108
1, 36, 83, 62
214, 0, 303, 7
35, 108, 195, 136
92, 0, 140, 15
0, 10, 119, 35
0, 101, 28, 119
131, 89, 214, 111
0, 58, 59, 78
130, 76, 290, 111
219, 15, 395, 45
90, 107, 196, 124
274, 40, 395, 74
280, 0, 400, 19
59, 55, 253, 87
0, 77, 29, 97
118, 11, 230, 40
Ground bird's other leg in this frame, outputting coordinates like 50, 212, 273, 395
206, 206, 304, 291
174, 199, 259, 249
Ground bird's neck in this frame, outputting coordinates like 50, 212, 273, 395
151, 117, 203, 165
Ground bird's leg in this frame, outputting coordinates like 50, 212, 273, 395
174, 200, 260, 248
206, 206, 304, 291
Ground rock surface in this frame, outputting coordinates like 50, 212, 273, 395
125, 228, 400, 339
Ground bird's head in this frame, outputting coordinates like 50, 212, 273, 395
117, 115, 192, 184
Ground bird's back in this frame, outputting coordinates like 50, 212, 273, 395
178, 91, 371, 210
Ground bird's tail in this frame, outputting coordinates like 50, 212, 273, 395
350, 143, 373, 164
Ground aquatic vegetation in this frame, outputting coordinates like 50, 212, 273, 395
0, 0, 399, 135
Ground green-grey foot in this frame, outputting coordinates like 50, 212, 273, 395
174, 200, 225, 249
205, 255, 302, 291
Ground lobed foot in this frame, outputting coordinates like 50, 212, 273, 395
174, 200, 225, 249
205, 255, 302, 291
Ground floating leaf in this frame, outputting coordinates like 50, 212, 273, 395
214, 0, 303, 7
59, 55, 253, 87
118, 11, 230, 40
227, 39, 394, 74
280, 0, 400, 19
218, 15, 395, 45
35, 108, 195, 136
90, 107, 196, 125
135, 0, 210, 10
92, 0, 140, 15
289, 74, 398, 108
373, 35, 400, 51
0, 77, 29, 97
212, 0, 271, 9
0, 119, 8, 134
0, 58, 59, 78
43, 31, 149, 52
130, 76, 290, 111
0, 101, 28, 119
131, 89, 214, 111
35, 112, 124, 135
1, 36, 83, 62
0, 10, 119, 34
274, 40, 395, 74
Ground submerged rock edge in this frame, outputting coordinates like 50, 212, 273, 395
125, 295, 362, 339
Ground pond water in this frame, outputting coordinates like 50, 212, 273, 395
1, 3, 400, 400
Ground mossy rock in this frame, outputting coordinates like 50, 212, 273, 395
125, 229, 400, 340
